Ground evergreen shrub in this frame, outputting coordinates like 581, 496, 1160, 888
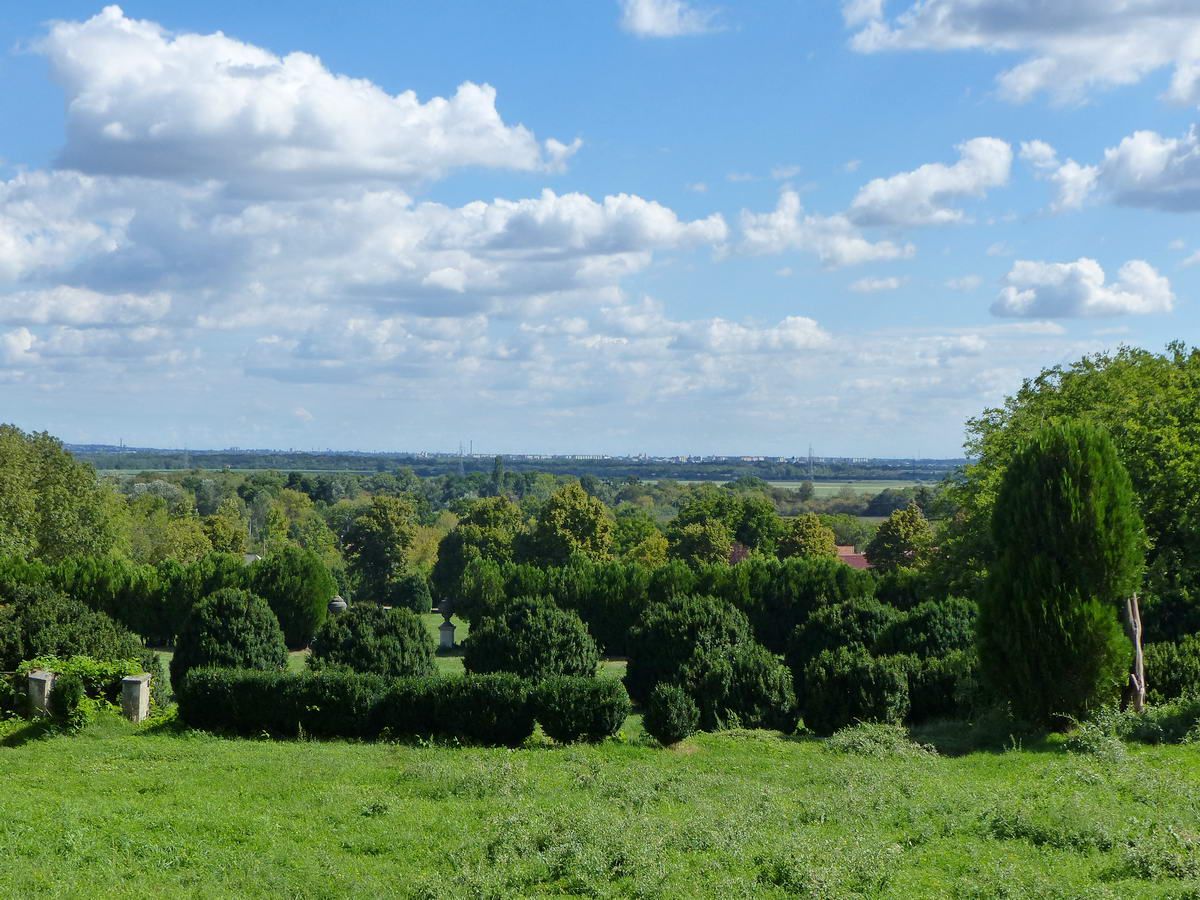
625, 594, 751, 704
0, 585, 143, 670
249, 547, 338, 649
464, 595, 598, 680
677, 642, 796, 732
534, 676, 631, 743
169, 588, 287, 688
875, 597, 978, 658
785, 598, 899, 695
309, 603, 435, 678
803, 646, 910, 735
643, 682, 699, 746
434, 674, 536, 747
1144, 636, 1200, 704
388, 572, 433, 614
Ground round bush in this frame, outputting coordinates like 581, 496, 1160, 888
803, 646, 910, 736
535, 676, 632, 743
625, 594, 751, 704
785, 598, 900, 695
170, 588, 288, 687
464, 595, 598, 680
643, 682, 699, 746
388, 572, 433, 614
47, 671, 85, 722
309, 603, 435, 678
677, 641, 797, 732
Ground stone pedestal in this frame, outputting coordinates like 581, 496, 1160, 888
121, 673, 152, 723
27, 670, 55, 716
439, 620, 456, 650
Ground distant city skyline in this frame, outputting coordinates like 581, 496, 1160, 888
2, 3, 1197, 457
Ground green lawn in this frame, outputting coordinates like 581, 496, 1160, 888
2, 716, 1198, 897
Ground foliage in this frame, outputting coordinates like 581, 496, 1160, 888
422, 674, 536, 747
1144, 636, 1200, 705
802, 646, 910, 735
345, 495, 417, 603
979, 420, 1144, 728
0, 425, 126, 562
431, 497, 525, 604
624, 594, 752, 704
666, 520, 733, 568
777, 513, 837, 560
823, 722, 936, 758
872, 567, 930, 611
310, 603, 435, 678
875, 597, 978, 658
937, 343, 1200, 616
889, 650, 980, 723
388, 572, 433, 614
525, 483, 613, 566
464, 595, 599, 680
785, 597, 900, 695
249, 546, 337, 649
0, 584, 143, 671
864, 501, 934, 573
676, 641, 797, 732
548, 558, 651, 656
642, 682, 699, 746
50, 555, 165, 646
169, 588, 288, 687
533, 676, 631, 744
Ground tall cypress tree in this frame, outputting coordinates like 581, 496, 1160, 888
979, 420, 1145, 728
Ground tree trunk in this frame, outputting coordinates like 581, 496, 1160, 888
1121, 593, 1146, 713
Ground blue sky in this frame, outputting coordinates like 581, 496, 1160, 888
1, 2, 1197, 457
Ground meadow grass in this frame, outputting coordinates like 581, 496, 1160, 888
2, 713, 1199, 898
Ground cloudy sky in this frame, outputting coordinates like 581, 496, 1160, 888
1, 2, 1196, 457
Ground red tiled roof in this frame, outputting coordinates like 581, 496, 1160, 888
838, 553, 871, 570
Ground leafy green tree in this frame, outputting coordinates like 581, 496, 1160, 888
612, 507, 661, 556
309, 603, 434, 678
525, 483, 613, 566
865, 501, 934, 572
202, 498, 248, 554
345, 495, 417, 603
0, 425, 126, 562
979, 420, 1145, 728
170, 588, 288, 687
777, 513, 837, 559
667, 520, 733, 568
626, 532, 669, 569
430, 496, 525, 602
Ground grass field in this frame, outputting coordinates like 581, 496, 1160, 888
2, 715, 1198, 898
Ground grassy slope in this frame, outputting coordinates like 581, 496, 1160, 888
2, 717, 1199, 898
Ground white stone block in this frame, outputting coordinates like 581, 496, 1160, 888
122, 673, 152, 723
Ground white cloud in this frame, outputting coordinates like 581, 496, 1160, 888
686, 182, 708, 192
850, 276, 906, 293
739, 189, 914, 268
771, 165, 802, 180
842, 159, 862, 173
726, 172, 756, 183
1184, 250, 1200, 267
986, 242, 1013, 257
0, 286, 169, 326
618, 0, 720, 37
39, 6, 578, 192
847, 1, 1200, 105
848, 137, 1012, 226
992, 258, 1174, 317
945, 275, 982, 291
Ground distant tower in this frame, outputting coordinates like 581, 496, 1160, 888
808, 444, 813, 480
457, 441, 465, 476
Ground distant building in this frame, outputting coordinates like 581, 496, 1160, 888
835, 545, 871, 570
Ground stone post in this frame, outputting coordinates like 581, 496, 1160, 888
121, 674, 152, 723
439, 618, 456, 650
27, 669, 55, 716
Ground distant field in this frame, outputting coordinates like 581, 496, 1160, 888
664, 479, 932, 497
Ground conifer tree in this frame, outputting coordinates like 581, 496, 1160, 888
979, 420, 1145, 727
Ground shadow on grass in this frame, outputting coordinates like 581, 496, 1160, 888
0, 718, 58, 748
910, 716, 1055, 756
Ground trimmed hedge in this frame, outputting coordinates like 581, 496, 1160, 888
309, 603, 435, 678
170, 588, 287, 688
534, 676, 631, 744
676, 642, 797, 732
177, 669, 539, 746
464, 595, 598, 680
1145, 636, 1200, 704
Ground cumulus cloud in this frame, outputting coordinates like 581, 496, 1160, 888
0, 286, 169, 326
739, 189, 914, 267
39, 6, 578, 192
848, 138, 1013, 226
992, 258, 1175, 317
845, 0, 1200, 105
850, 276, 906, 293
1021, 128, 1200, 212
618, 0, 720, 37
